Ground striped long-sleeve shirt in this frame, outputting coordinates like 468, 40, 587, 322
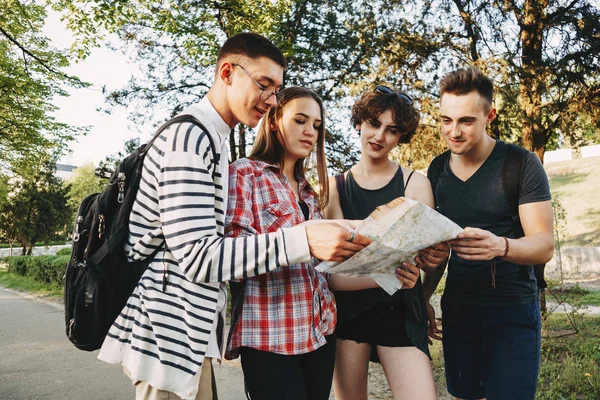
97, 97, 311, 400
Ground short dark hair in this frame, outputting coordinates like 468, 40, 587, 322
440, 67, 493, 108
351, 88, 420, 144
217, 32, 287, 69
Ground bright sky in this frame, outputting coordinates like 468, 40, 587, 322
45, 11, 148, 168
43, 10, 359, 169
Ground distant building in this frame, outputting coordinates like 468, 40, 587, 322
55, 163, 78, 180
581, 144, 600, 158
544, 148, 573, 164
56, 153, 78, 180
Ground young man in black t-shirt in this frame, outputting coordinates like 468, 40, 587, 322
423, 67, 554, 400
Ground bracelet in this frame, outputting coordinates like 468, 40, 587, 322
501, 237, 510, 258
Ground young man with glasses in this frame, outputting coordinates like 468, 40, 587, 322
324, 86, 449, 400
98, 32, 371, 400
423, 67, 554, 400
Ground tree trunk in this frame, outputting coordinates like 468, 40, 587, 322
238, 125, 247, 159
519, 0, 549, 315
518, 0, 548, 162
540, 288, 547, 320
490, 117, 501, 140
229, 128, 237, 162
452, 0, 481, 62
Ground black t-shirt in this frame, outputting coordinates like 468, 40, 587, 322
432, 141, 551, 306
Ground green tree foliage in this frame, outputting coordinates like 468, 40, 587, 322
0, 174, 8, 210
63, 138, 140, 236
98, 137, 140, 172
65, 163, 105, 216
55, 0, 421, 171
0, 161, 71, 254
417, 0, 600, 161
0, 0, 89, 172
0, 173, 17, 250
56, 0, 599, 170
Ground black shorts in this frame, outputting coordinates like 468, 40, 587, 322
336, 301, 412, 349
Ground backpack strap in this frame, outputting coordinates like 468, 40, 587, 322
427, 150, 451, 211
335, 173, 347, 206
145, 114, 218, 178
502, 144, 547, 289
502, 143, 528, 238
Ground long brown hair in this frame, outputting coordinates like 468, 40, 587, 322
249, 86, 329, 210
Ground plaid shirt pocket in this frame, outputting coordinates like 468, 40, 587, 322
263, 202, 297, 232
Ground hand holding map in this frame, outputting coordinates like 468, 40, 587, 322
316, 197, 463, 294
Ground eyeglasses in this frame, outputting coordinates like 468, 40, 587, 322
374, 85, 413, 105
232, 63, 283, 105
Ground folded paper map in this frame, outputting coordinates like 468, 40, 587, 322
316, 197, 463, 295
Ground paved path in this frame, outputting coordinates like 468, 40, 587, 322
0, 286, 245, 400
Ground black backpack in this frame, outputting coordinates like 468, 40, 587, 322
64, 115, 214, 351
427, 143, 547, 289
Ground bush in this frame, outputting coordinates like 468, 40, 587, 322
51, 256, 70, 283
2, 254, 68, 285
55, 247, 72, 256
6, 256, 29, 276
26, 256, 52, 283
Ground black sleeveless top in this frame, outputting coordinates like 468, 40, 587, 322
335, 167, 430, 357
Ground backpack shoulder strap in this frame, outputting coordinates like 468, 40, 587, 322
427, 150, 451, 209
145, 114, 218, 178
502, 143, 529, 238
501, 144, 547, 288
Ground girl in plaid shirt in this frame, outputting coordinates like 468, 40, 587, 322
225, 87, 411, 400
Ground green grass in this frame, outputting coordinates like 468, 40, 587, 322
546, 156, 600, 247
0, 269, 63, 299
567, 288, 600, 307
579, 290, 600, 306
547, 283, 600, 307
538, 314, 600, 400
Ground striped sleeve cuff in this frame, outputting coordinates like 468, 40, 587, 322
279, 225, 311, 266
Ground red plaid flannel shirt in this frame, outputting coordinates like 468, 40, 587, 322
225, 158, 336, 357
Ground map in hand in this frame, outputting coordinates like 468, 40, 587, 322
316, 197, 463, 294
